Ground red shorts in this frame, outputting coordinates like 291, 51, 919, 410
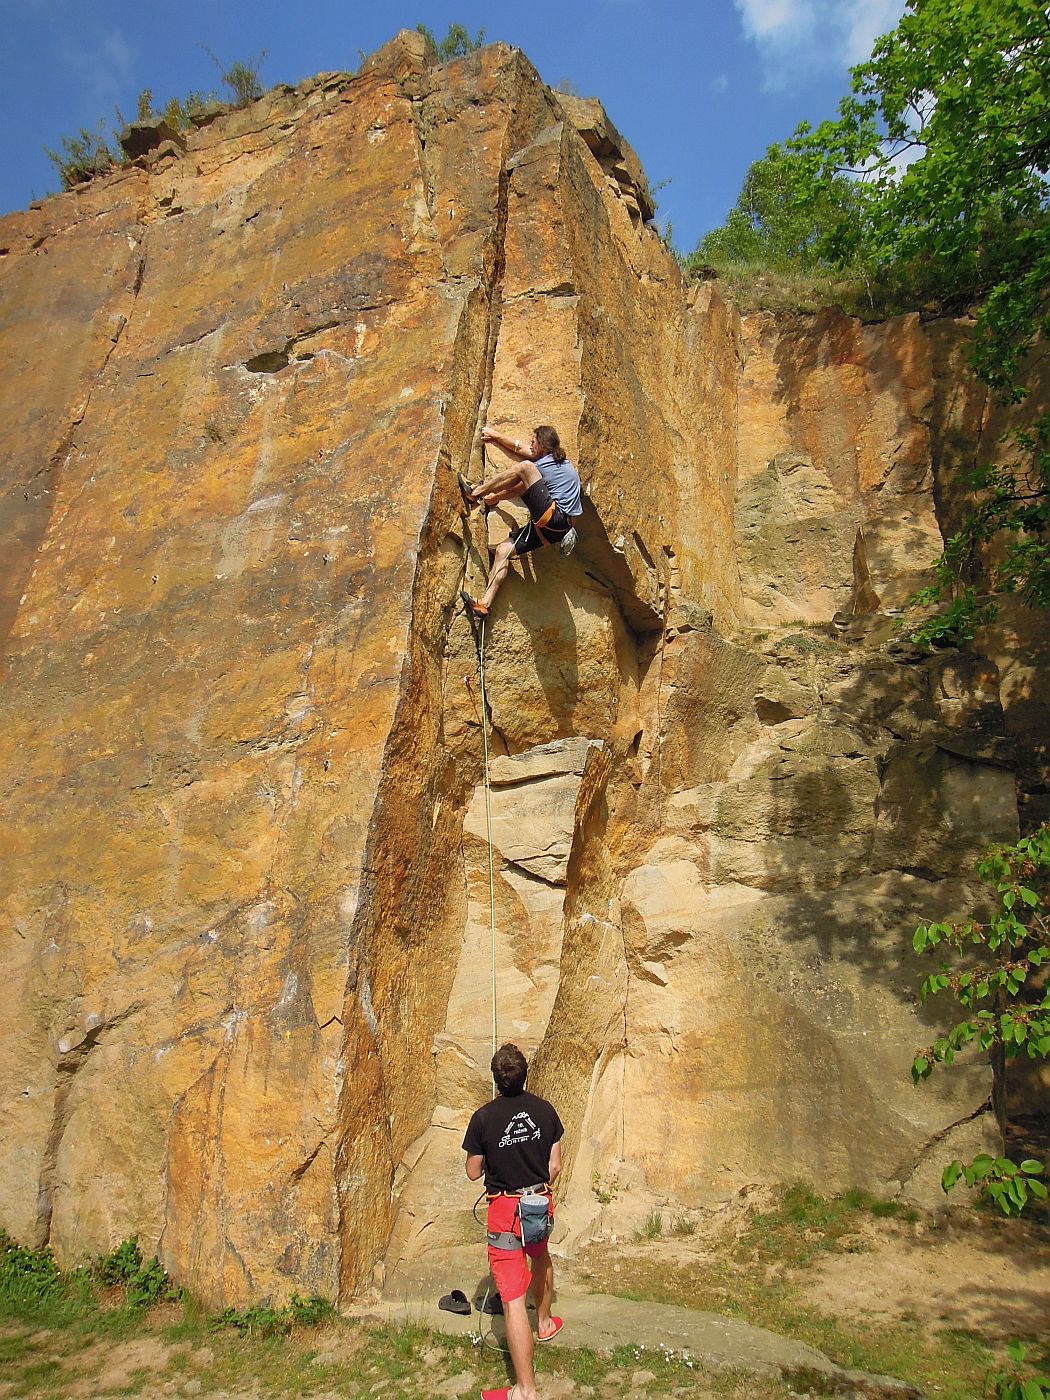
486, 1194, 552, 1303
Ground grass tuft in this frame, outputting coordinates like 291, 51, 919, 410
644, 1209, 664, 1239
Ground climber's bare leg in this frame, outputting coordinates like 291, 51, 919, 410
480, 538, 518, 610
475, 460, 542, 506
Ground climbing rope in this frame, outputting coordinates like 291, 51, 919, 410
469, 489, 507, 1355
478, 616, 498, 1062
465, 441, 499, 1062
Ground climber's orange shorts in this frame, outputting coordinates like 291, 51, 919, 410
486, 1194, 551, 1302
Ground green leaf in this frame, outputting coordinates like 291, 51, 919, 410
941, 1160, 963, 1192
1020, 1160, 1045, 1175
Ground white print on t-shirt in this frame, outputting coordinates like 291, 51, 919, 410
498, 1110, 541, 1150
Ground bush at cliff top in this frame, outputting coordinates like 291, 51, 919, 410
44, 50, 266, 191
416, 22, 486, 60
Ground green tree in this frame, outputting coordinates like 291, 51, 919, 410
793, 0, 1050, 396
416, 22, 486, 60
692, 143, 865, 273
912, 825, 1050, 1215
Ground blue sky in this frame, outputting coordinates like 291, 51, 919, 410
0, 0, 905, 252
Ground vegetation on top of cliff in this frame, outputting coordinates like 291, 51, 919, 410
44, 49, 267, 190
694, 0, 1048, 376
696, 0, 1049, 647
44, 26, 481, 192
415, 22, 486, 60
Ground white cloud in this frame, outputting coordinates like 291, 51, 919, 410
711, 72, 730, 94
60, 26, 138, 113
734, 0, 904, 89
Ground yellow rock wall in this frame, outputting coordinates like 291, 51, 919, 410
0, 34, 1043, 1307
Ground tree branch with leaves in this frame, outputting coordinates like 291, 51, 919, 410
912, 825, 1050, 1215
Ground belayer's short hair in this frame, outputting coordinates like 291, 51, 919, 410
491, 1043, 528, 1096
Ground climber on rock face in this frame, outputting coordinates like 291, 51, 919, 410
459, 424, 582, 618
464, 1042, 565, 1400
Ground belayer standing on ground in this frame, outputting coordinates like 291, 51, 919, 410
459, 424, 583, 618
463, 1043, 565, 1400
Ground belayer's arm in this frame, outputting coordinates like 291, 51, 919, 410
547, 1140, 562, 1185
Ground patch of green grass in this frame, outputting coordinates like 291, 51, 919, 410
739, 1183, 917, 1268
566, 1344, 606, 1386
672, 1213, 698, 1235
641, 1209, 663, 1240
0, 1328, 44, 1367
771, 631, 839, 657
0, 1233, 94, 1329
9, 1355, 69, 1396
213, 1290, 336, 1337
95, 1236, 181, 1310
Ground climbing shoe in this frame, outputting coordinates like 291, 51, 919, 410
559, 527, 577, 558
457, 473, 478, 510
460, 590, 490, 618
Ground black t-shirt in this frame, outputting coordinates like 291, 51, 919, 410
462, 1090, 564, 1195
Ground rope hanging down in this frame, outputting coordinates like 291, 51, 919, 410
478, 615, 498, 1061
464, 436, 501, 1058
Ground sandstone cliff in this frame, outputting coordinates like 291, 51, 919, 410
0, 33, 1043, 1309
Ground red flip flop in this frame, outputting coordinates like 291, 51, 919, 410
481, 1389, 513, 1400
537, 1315, 564, 1342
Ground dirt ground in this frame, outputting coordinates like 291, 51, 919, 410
797, 1214, 1050, 1338
596, 1185, 1050, 1340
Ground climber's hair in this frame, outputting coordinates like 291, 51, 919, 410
533, 425, 566, 464
491, 1043, 528, 1096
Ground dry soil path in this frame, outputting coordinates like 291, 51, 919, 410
353, 1286, 922, 1398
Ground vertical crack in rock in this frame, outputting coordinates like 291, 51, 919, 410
36, 1003, 143, 1246
331, 51, 535, 1302
0, 243, 146, 664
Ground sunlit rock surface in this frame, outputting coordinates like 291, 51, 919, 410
0, 32, 1044, 1308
